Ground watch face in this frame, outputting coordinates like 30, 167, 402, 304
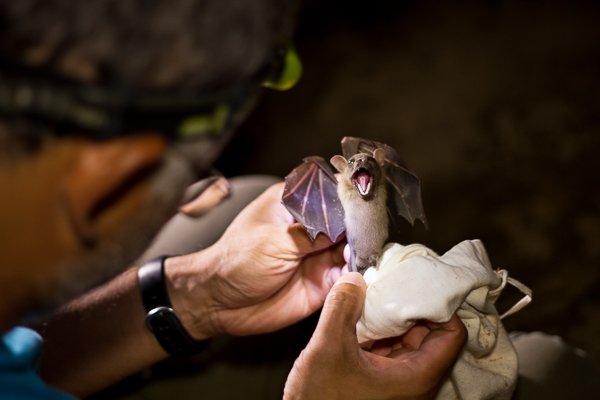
145, 306, 177, 332
145, 306, 209, 355
139, 258, 209, 355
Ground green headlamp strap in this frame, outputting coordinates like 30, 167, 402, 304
179, 43, 302, 138
262, 42, 303, 91
177, 103, 230, 140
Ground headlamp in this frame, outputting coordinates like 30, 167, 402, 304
0, 43, 302, 178
263, 42, 303, 91
0, 43, 302, 140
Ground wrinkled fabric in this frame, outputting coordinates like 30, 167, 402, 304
357, 240, 526, 400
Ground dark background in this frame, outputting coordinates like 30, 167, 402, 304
216, 0, 600, 365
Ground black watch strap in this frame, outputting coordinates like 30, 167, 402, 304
138, 256, 209, 355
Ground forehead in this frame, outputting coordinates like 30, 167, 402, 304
349, 153, 373, 161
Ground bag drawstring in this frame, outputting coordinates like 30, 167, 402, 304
490, 269, 533, 320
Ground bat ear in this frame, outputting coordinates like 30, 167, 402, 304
373, 148, 386, 166
330, 155, 347, 173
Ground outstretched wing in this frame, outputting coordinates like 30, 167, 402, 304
341, 136, 428, 230
281, 156, 346, 241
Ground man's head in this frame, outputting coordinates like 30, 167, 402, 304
0, 0, 299, 324
0, 0, 298, 87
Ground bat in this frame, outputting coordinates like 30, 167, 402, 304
281, 136, 428, 274
331, 149, 389, 273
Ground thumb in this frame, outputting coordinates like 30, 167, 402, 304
314, 272, 366, 345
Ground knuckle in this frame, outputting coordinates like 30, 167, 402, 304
268, 181, 285, 195
328, 285, 361, 306
323, 285, 363, 322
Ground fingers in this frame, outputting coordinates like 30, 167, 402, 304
420, 315, 467, 361
343, 243, 350, 263
262, 181, 285, 198
288, 223, 336, 251
389, 315, 467, 378
235, 181, 294, 224
264, 182, 297, 223
313, 273, 366, 347
179, 177, 230, 217
369, 338, 393, 356
284, 273, 367, 398
327, 266, 343, 287
399, 322, 431, 350
260, 182, 347, 255
369, 322, 430, 357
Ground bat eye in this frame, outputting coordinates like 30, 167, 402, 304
349, 159, 354, 165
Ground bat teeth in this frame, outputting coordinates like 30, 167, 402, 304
353, 169, 373, 196
358, 181, 371, 196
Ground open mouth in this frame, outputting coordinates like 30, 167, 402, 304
352, 168, 373, 197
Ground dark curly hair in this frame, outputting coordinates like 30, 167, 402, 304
0, 0, 299, 156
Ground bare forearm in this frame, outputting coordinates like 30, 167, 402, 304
36, 267, 169, 398
36, 251, 220, 398
33, 182, 346, 398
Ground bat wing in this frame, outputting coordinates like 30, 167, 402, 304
341, 136, 428, 230
281, 156, 346, 241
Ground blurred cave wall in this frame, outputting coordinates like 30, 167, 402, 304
215, 0, 600, 363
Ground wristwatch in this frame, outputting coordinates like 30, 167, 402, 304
138, 256, 209, 355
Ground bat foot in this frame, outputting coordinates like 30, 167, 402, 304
354, 255, 379, 275
355, 260, 377, 275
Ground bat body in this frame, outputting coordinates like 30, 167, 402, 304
331, 150, 388, 273
281, 137, 428, 274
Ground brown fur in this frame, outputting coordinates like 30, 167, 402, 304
331, 151, 388, 273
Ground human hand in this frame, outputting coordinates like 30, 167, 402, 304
166, 182, 346, 339
283, 272, 467, 400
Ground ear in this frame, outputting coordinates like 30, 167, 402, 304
330, 155, 348, 173
373, 148, 386, 166
62, 134, 167, 243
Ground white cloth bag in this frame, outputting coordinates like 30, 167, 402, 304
357, 240, 531, 400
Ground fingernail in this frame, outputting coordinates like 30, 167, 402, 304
341, 264, 349, 275
343, 244, 350, 263
328, 267, 342, 286
333, 272, 365, 288
216, 177, 230, 196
